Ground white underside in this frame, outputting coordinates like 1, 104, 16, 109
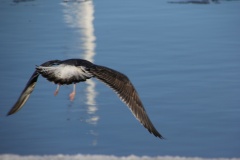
38, 64, 93, 81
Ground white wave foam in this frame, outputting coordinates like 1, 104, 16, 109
0, 154, 239, 160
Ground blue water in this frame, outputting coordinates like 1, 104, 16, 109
0, 0, 240, 158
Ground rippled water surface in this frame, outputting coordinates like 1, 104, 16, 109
0, 0, 240, 158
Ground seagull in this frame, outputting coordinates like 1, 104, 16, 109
7, 59, 164, 139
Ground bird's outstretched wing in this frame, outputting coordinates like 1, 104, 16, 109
7, 60, 61, 116
89, 65, 164, 139
7, 59, 163, 139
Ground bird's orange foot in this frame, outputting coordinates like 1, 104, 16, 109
69, 92, 75, 101
54, 85, 60, 96
54, 90, 59, 96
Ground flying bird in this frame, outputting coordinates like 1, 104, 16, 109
7, 59, 164, 139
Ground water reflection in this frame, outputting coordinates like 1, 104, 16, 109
61, 0, 98, 145
168, 0, 219, 4
13, 0, 34, 3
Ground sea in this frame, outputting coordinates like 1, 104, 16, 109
0, 0, 240, 160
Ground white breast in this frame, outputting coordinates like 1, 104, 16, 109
37, 64, 93, 84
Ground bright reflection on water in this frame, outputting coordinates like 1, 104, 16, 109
62, 0, 99, 145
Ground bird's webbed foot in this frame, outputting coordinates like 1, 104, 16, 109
69, 84, 76, 101
54, 84, 60, 96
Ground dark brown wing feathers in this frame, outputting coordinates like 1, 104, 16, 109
7, 60, 61, 116
89, 65, 164, 139
7, 59, 163, 139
